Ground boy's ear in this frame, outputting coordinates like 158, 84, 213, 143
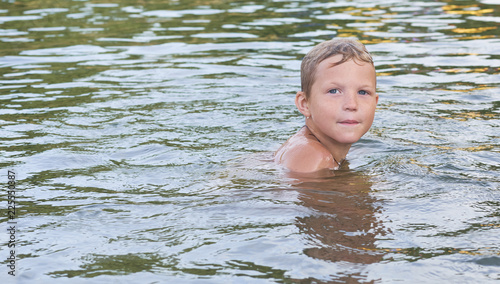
295, 91, 311, 118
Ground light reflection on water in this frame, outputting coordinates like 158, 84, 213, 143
0, 0, 499, 283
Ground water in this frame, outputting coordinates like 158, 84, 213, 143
1, 0, 499, 282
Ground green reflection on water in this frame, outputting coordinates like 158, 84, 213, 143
49, 253, 163, 277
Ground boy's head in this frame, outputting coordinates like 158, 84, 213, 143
300, 38, 374, 99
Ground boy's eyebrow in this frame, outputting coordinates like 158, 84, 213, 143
324, 81, 375, 89
358, 84, 376, 89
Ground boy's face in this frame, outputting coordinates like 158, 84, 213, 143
305, 55, 378, 145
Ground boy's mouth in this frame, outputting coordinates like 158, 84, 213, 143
339, 120, 360, 125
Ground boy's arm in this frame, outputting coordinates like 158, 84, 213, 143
281, 144, 335, 173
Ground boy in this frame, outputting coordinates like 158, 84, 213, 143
274, 38, 378, 173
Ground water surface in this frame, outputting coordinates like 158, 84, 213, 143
1, 0, 499, 283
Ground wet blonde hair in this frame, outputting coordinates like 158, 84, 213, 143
300, 38, 374, 98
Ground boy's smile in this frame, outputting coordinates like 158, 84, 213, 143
338, 119, 360, 125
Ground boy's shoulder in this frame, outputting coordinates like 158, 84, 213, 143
275, 127, 335, 173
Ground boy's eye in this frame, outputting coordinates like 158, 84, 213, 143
328, 89, 338, 94
358, 90, 368, 95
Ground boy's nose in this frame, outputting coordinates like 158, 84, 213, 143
343, 92, 358, 111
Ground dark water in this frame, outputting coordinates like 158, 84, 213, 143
1, 0, 499, 283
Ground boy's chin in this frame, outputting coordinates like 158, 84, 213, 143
332, 135, 363, 145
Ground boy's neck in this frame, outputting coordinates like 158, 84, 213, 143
304, 122, 352, 166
